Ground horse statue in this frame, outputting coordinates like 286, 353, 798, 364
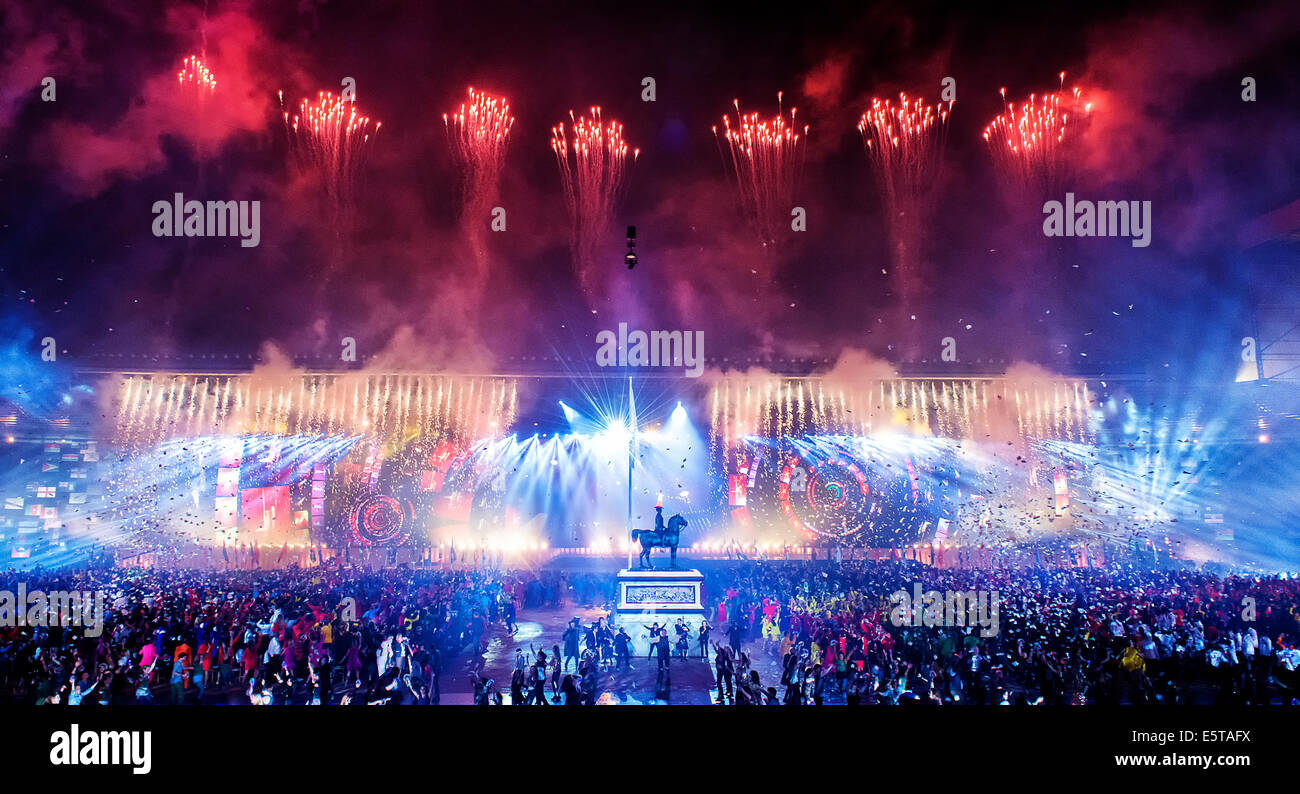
631, 514, 688, 570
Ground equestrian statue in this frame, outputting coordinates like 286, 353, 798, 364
630, 504, 688, 570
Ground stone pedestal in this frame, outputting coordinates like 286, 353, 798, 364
613, 568, 706, 657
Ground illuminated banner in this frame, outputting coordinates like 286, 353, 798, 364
420, 469, 447, 493
430, 440, 459, 471
311, 464, 327, 534
240, 486, 291, 535
215, 496, 237, 532
215, 468, 240, 498
728, 474, 748, 506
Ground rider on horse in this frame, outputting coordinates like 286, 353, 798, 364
632, 503, 687, 570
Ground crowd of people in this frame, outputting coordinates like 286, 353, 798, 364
693, 561, 1300, 705
1, 557, 1298, 705
0, 562, 558, 705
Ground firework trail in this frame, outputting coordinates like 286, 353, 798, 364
713, 93, 808, 247
280, 89, 380, 308
443, 88, 514, 281
166, 54, 220, 338
983, 73, 1091, 198
858, 93, 953, 339
983, 73, 1092, 361
550, 107, 638, 298
444, 87, 513, 219
177, 54, 216, 94
281, 89, 381, 232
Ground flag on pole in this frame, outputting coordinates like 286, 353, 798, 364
627, 377, 637, 571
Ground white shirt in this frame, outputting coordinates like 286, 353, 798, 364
263, 636, 281, 663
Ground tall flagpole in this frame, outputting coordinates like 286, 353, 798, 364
627, 376, 636, 570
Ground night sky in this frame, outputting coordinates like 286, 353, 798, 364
3, 0, 1299, 378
